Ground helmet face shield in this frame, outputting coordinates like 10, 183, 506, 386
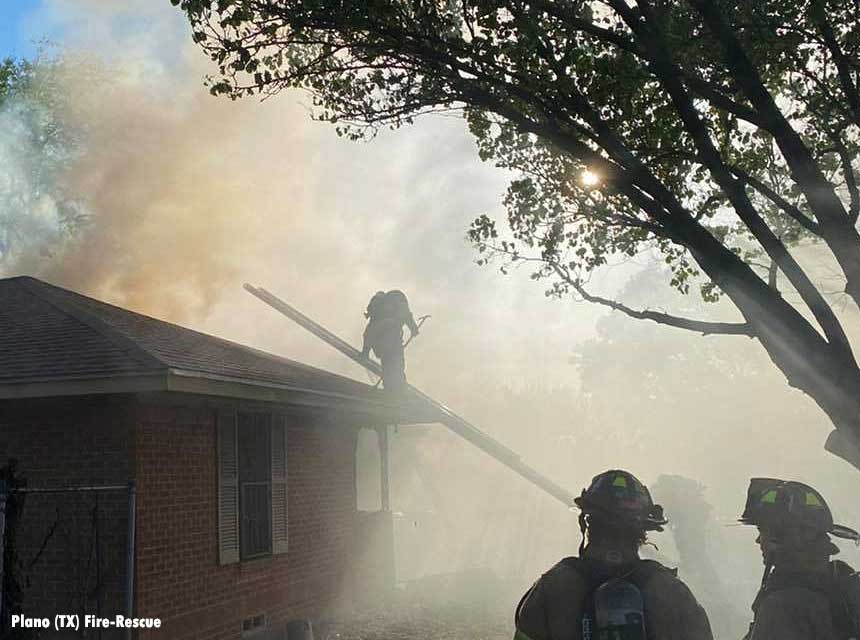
831, 525, 860, 542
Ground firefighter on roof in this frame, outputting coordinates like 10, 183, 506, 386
361, 290, 419, 391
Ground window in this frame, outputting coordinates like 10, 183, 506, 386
241, 614, 267, 637
238, 412, 272, 559
355, 427, 382, 511
218, 409, 288, 565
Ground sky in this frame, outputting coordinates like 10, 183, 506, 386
0, 1, 42, 60
2, 3, 859, 630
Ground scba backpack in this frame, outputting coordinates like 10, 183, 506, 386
570, 558, 671, 640
585, 577, 646, 640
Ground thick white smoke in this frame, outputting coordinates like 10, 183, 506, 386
3, 5, 860, 640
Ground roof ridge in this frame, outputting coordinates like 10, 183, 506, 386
14, 277, 167, 372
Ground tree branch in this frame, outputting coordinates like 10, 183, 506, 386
809, 0, 860, 128
681, 74, 767, 128
828, 137, 860, 224
768, 258, 779, 293
463, 28, 844, 364
455, 79, 686, 235
530, 0, 767, 128
552, 264, 755, 336
727, 165, 822, 235
686, 0, 860, 308
611, 0, 855, 362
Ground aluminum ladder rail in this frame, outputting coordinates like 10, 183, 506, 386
244, 284, 577, 508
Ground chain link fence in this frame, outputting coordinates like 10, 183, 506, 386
1, 463, 134, 640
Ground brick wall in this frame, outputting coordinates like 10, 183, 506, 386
134, 399, 360, 640
0, 395, 135, 638
0, 394, 365, 640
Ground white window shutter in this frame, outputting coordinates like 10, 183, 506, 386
217, 408, 239, 565
271, 413, 289, 554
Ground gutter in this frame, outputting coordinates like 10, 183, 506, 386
0, 370, 437, 424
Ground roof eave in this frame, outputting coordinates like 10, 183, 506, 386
0, 369, 438, 425
0, 372, 168, 399
165, 369, 437, 424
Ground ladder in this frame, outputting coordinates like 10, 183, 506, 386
244, 284, 577, 508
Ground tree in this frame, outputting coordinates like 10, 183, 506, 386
0, 54, 90, 263
175, 0, 860, 470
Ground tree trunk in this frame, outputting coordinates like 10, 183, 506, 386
825, 230, 860, 306
677, 216, 860, 472
825, 427, 860, 470
753, 326, 860, 471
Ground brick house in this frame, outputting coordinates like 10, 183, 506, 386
0, 276, 434, 639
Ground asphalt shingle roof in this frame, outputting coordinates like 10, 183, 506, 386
0, 276, 379, 398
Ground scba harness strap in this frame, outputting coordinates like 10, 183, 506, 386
567, 557, 673, 640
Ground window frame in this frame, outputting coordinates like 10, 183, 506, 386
217, 406, 289, 565
238, 411, 273, 560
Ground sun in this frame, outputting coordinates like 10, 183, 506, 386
581, 169, 600, 186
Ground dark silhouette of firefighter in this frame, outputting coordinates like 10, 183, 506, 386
361, 290, 419, 391
651, 475, 748, 639
738, 478, 860, 640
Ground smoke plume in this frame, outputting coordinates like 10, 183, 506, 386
3, 6, 860, 640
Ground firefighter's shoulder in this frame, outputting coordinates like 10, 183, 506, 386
543, 556, 591, 590
514, 558, 589, 640
516, 556, 590, 617
748, 584, 834, 640
639, 561, 715, 640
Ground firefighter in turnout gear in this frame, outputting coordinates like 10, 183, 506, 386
739, 478, 860, 640
360, 290, 419, 391
515, 470, 713, 640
